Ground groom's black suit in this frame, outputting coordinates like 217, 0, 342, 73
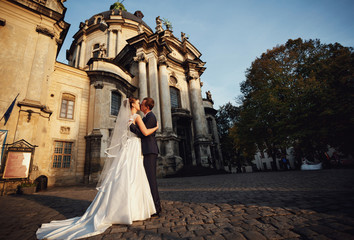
130, 111, 161, 214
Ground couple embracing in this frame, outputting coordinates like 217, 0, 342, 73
37, 97, 161, 240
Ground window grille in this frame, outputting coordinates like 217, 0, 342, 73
53, 141, 73, 168
170, 87, 180, 109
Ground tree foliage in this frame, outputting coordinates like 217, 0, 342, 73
216, 102, 255, 170
235, 38, 354, 166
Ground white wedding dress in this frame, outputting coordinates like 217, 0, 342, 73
37, 112, 156, 240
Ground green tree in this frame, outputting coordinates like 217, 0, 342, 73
215, 103, 239, 168
237, 38, 354, 166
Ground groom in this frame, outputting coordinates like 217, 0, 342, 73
130, 97, 161, 216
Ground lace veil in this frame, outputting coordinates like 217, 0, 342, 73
96, 98, 131, 190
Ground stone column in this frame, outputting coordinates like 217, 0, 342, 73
147, 53, 161, 130
133, 52, 148, 101
212, 117, 223, 169
158, 55, 173, 132
78, 35, 86, 68
188, 73, 211, 166
189, 74, 208, 138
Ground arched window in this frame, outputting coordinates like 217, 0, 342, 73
60, 93, 75, 119
96, 17, 102, 24
92, 43, 100, 58
170, 87, 181, 109
111, 91, 121, 116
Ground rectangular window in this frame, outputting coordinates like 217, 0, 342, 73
60, 94, 75, 119
53, 141, 73, 168
92, 43, 100, 58
111, 91, 121, 116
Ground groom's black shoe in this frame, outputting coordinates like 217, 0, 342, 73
151, 213, 160, 218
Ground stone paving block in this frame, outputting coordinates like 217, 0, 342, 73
162, 222, 175, 227
242, 230, 267, 240
255, 223, 277, 231
215, 221, 234, 229
205, 234, 225, 240
194, 228, 212, 236
177, 230, 195, 238
186, 218, 204, 225
161, 231, 179, 239
261, 230, 283, 239
211, 227, 233, 236
190, 237, 205, 240
157, 227, 172, 234
171, 225, 187, 232
141, 233, 161, 240
145, 223, 162, 230
82, 235, 102, 240
222, 232, 246, 240
186, 224, 204, 231
276, 229, 301, 239
203, 217, 215, 224
101, 233, 123, 239
239, 222, 260, 231
225, 225, 245, 233
110, 225, 128, 233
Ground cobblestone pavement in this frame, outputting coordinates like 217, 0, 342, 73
1, 169, 354, 240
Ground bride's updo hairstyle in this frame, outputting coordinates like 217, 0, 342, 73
129, 97, 138, 108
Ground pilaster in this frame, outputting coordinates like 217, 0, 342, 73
93, 81, 103, 129
25, 28, 50, 103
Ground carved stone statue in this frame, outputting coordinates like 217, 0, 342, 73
181, 32, 189, 42
206, 91, 212, 101
155, 16, 163, 33
98, 43, 106, 58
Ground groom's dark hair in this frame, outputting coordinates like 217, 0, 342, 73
143, 97, 154, 110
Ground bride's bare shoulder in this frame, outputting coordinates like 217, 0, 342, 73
134, 114, 142, 121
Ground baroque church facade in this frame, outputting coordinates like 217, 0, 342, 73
0, 0, 222, 186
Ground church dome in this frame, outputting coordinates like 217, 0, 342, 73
67, 8, 153, 68
86, 9, 152, 32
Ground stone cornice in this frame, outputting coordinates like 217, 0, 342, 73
36, 25, 55, 38
86, 70, 137, 95
8, 0, 65, 22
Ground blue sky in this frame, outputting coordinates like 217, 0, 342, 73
57, 0, 354, 109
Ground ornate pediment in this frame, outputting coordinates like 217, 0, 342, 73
6, 139, 37, 151
169, 47, 184, 62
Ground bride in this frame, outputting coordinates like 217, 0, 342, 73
37, 97, 158, 239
